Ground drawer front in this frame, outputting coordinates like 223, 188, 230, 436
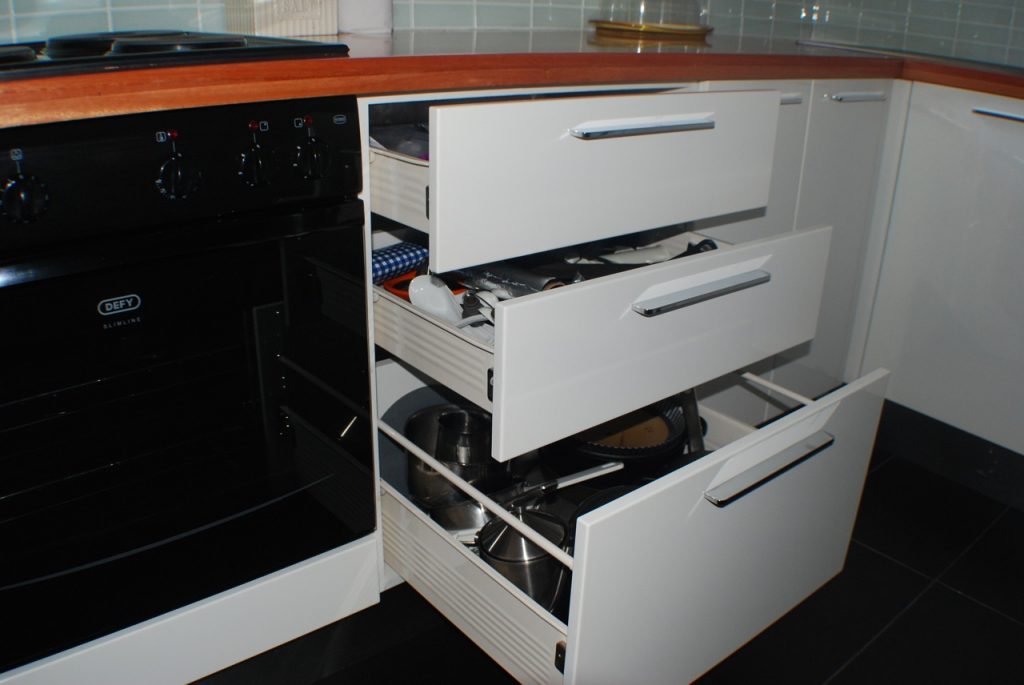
563, 369, 889, 685
492, 226, 832, 460
429, 90, 780, 272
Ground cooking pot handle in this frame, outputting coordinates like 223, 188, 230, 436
702, 431, 835, 507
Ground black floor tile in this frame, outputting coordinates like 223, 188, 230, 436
314, 615, 517, 685
941, 508, 1024, 625
852, 457, 1006, 577
828, 584, 1024, 685
874, 401, 1024, 511
695, 543, 929, 685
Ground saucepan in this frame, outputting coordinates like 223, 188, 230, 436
477, 506, 572, 613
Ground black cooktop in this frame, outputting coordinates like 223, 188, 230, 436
0, 31, 349, 80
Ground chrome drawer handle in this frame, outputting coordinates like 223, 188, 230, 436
972, 107, 1024, 124
780, 93, 805, 105
570, 114, 715, 140
631, 269, 770, 317
703, 431, 836, 507
829, 92, 887, 103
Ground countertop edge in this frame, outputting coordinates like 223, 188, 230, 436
0, 50, 1019, 128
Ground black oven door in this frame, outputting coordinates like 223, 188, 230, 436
0, 202, 373, 672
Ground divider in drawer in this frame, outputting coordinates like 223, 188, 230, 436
374, 226, 833, 462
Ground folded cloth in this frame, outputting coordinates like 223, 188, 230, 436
371, 242, 429, 284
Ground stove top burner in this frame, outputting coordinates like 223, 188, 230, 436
2, 31, 348, 80
0, 45, 38, 65
110, 33, 249, 54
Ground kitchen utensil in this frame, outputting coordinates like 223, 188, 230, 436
408, 274, 462, 322
477, 507, 571, 611
431, 460, 625, 534
405, 404, 512, 509
561, 395, 690, 462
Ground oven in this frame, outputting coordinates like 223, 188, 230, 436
0, 95, 377, 683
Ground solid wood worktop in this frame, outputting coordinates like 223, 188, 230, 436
1, 31, 1022, 128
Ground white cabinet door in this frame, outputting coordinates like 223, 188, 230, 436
774, 80, 892, 398
862, 83, 1024, 455
564, 369, 888, 685
428, 90, 780, 272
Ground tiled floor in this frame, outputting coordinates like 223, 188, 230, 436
205, 451, 1024, 685
696, 451, 1024, 684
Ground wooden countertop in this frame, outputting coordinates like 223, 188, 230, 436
1, 30, 1022, 128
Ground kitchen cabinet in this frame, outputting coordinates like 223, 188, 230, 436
773, 80, 894, 399
692, 80, 812, 425
363, 84, 889, 684
861, 83, 1024, 455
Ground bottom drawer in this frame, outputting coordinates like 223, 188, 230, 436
376, 359, 888, 684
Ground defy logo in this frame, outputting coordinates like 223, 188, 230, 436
97, 294, 142, 316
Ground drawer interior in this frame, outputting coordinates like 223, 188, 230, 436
376, 357, 793, 618
376, 357, 886, 683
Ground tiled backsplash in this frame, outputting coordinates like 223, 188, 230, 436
2, 0, 1022, 69
391, 0, 1024, 67
0, 0, 227, 42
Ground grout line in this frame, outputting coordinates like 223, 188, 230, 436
831, 507, 1012, 683
821, 575, 934, 684
848, 539, 931, 582
935, 577, 1024, 630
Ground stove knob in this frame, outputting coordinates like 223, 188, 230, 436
293, 137, 330, 180
239, 145, 270, 187
1, 174, 49, 223
156, 153, 200, 199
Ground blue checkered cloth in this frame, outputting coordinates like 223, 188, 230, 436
371, 242, 429, 284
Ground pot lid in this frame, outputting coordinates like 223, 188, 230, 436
478, 508, 567, 562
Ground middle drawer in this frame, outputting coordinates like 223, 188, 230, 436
374, 226, 832, 461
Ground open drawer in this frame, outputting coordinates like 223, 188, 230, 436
374, 226, 832, 461
376, 359, 889, 684
368, 89, 780, 272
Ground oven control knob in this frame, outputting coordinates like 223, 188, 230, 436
156, 153, 200, 200
1, 174, 49, 223
239, 145, 270, 187
293, 137, 329, 180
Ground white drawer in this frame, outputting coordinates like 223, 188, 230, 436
376, 359, 889, 684
374, 227, 832, 461
369, 89, 781, 272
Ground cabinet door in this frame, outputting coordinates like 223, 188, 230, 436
774, 80, 892, 398
862, 83, 1024, 455
564, 369, 888, 685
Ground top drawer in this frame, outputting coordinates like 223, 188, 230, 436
369, 90, 781, 272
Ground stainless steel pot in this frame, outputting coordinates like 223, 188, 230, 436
476, 507, 571, 612
432, 461, 625, 533
404, 404, 511, 509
